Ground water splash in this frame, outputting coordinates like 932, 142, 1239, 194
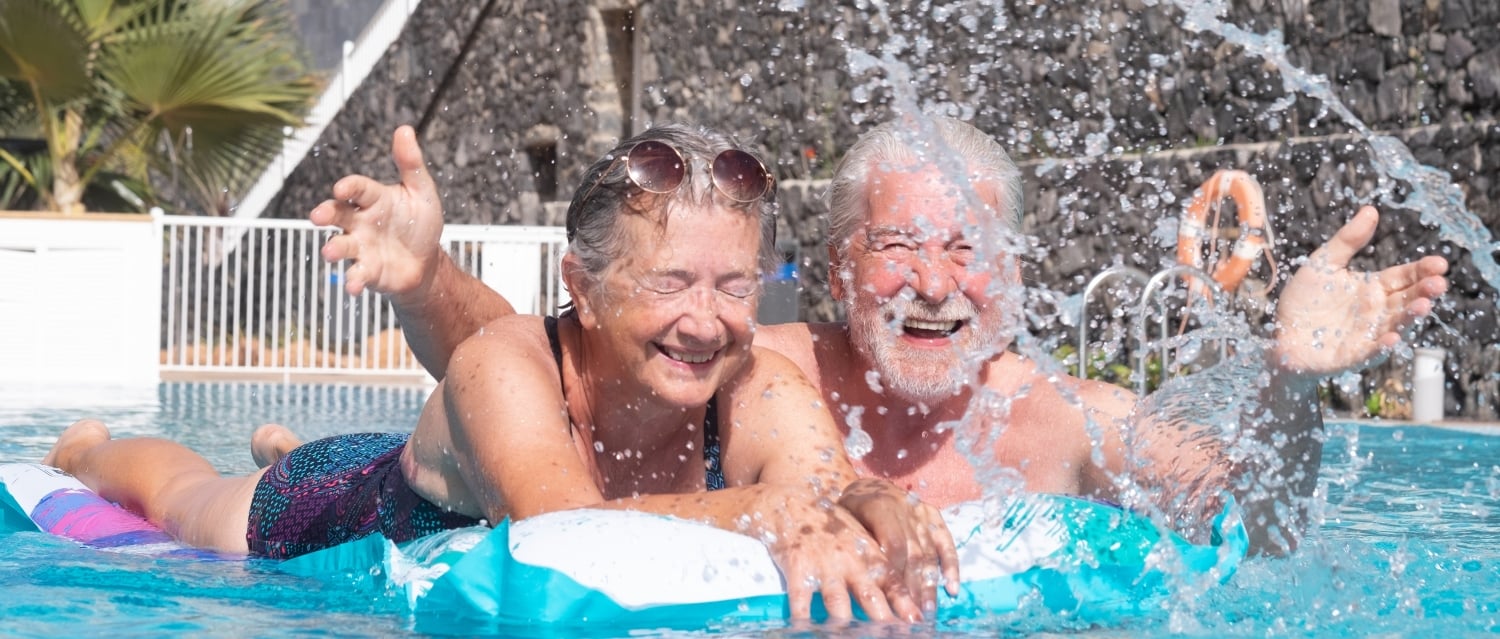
1174, 0, 1500, 296
843, 405, 873, 460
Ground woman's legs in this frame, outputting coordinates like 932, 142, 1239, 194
43, 419, 264, 554
250, 423, 304, 468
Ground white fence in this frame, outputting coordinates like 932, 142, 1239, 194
158, 215, 568, 383
0, 213, 161, 386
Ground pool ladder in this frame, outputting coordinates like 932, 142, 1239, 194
1076, 265, 1229, 394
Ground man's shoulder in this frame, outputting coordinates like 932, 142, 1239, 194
756, 322, 856, 389
982, 353, 1136, 415
758, 320, 842, 356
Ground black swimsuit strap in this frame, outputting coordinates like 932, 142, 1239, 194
703, 397, 724, 491
544, 315, 574, 441
543, 315, 564, 374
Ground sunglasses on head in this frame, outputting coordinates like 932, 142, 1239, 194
599, 140, 774, 203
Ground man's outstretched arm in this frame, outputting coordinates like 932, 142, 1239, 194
310, 125, 516, 379
1240, 205, 1447, 552
1096, 206, 1448, 555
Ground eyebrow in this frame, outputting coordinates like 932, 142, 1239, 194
648, 268, 757, 283
864, 226, 912, 239
865, 225, 968, 243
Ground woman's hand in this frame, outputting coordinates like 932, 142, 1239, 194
837, 478, 960, 614
748, 485, 925, 622
309, 125, 446, 298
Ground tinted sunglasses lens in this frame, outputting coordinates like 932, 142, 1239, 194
711, 150, 771, 202
626, 141, 685, 193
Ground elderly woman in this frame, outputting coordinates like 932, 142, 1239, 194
43, 124, 954, 622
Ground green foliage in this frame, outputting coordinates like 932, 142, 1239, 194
0, 0, 319, 213
1364, 390, 1384, 419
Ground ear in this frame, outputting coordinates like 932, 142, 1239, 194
1001, 253, 1022, 287
827, 243, 847, 301
561, 254, 598, 326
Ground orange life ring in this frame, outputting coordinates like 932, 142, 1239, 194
1176, 170, 1274, 295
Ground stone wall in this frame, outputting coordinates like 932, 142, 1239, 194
263, 0, 1500, 418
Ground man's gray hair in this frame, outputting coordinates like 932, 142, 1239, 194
565, 124, 778, 281
825, 116, 1021, 257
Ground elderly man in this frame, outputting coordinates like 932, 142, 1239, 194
281, 117, 1447, 556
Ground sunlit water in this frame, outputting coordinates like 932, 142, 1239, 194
1, 382, 1497, 637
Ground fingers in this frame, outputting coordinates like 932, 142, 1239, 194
785, 573, 813, 620
343, 262, 372, 296
871, 578, 921, 623
887, 515, 936, 614
391, 125, 438, 202
895, 504, 960, 609
330, 174, 389, 212
1376, 255, 1449, 294
1312, 206, 1380, 269
313, 125, 427, 226
927, 508, 961, 598
840, 558, 916, 622
320, 233, 359, 264
1379, 263, 1447, 327
308, 198, 339, 228
818, 577, 858, 621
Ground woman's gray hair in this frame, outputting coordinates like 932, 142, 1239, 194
825, 116, 1021, 258
565, 124, 778, 282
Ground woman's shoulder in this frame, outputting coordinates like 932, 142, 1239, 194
449, 314, 555, 367
717, 345, 823, 405
741, 344, 814, 380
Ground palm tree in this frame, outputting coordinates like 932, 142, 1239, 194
0, 0, 318, 214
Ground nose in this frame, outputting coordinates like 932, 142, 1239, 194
910, 251, 961, 303
676, 288, 724, 345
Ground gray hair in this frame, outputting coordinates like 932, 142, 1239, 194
825, 116, 1021, 258
565, 124, 778, 282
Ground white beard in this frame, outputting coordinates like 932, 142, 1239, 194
845, 288, 1006, 404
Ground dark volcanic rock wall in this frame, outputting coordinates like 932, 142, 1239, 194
263, 0, 1500, 418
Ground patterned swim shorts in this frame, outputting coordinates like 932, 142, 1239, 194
246, 432, 481, 559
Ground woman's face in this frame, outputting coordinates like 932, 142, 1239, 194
580, 203, 762, 408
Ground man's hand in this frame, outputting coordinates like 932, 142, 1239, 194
836, 478, 960, 615
1271, 206, 1449, 377
310, 125, 445, 298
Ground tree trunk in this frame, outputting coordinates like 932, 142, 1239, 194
51, 109, 86, 214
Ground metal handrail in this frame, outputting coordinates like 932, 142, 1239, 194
1076, 266, 1151, 379
1076, 264, 1227, 394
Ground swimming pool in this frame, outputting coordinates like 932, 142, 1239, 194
2, 382, 1497, 636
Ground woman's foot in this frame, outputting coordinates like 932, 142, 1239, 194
42, 419, 111, 470
250, 423, 302, 468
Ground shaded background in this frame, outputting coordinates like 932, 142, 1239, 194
275, 0, 1500, 418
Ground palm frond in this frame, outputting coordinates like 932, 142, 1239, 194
0, 0, 91, 102
0, 144, 47, 209
6, 0, 317, 213
0, 80, 39, 133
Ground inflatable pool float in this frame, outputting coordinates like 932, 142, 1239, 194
0, 462, 1247, 630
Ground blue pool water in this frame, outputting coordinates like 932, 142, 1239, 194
1, 382, 1498, 637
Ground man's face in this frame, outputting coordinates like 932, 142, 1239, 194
834, 163, 1019, 404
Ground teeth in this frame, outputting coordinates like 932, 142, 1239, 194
664, 348, 715, 364
904, 319, 960, 332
